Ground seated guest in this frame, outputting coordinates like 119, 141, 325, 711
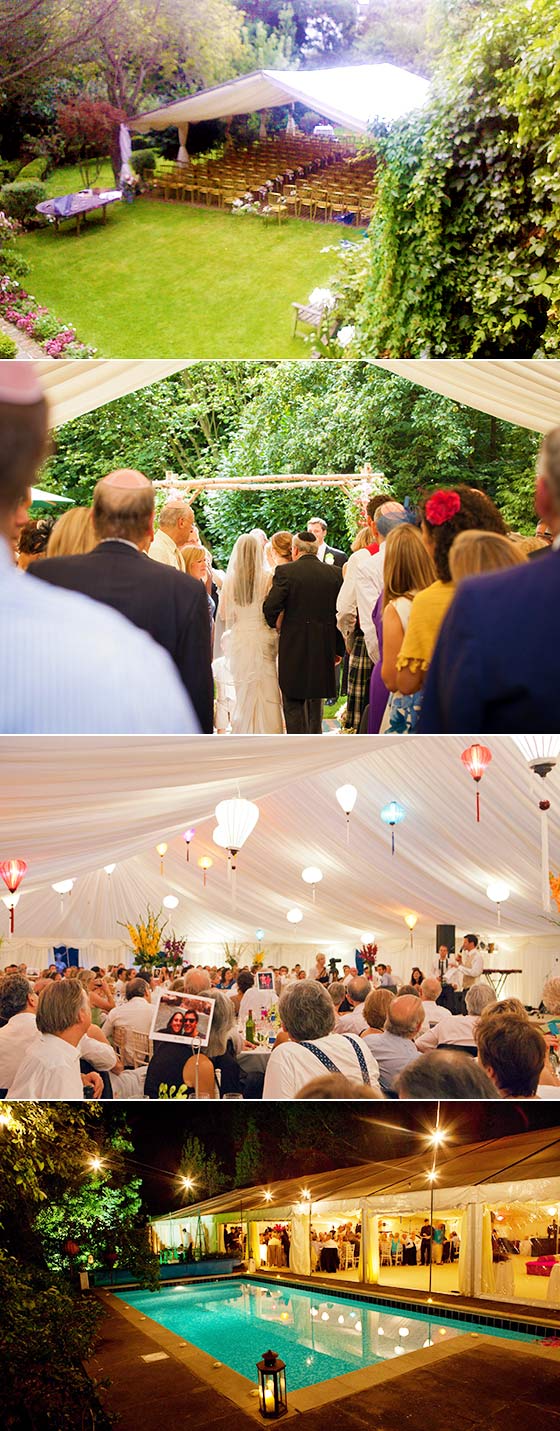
296, 1074, 381, 1099
419, 429, 560, 731
336, 976, 371, 1034
476, 1011, 547, 1098
0, 368, 198, 734
328, 981, 346, 1016
149, 501, 194, 571
238, 970, 275, 1027
396, 1051, 499, 1099
415, 983, 496, 1053
418, 977, 450, 1031
102, 977, 153, 1062
263, 982, 381, 1099
379, 964, 398, 991
362, 994, 424, 1094
7, 981, 114, 1098
396, 485, 507, 705
46, 507, 96, 558
145, 990, 242, 1099
362, 987, 396, 1037
231, 968, 255, 1017
410, 967, 425, 988
0, 972, 118, 1095
30, 468, 213, 732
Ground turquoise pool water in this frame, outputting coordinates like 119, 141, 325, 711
116, 1279, 538, 1390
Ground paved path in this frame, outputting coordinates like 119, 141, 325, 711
89, 1299, 560, 1431
0, 313, 43, 358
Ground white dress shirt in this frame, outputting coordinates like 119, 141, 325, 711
337, 546, 385, 661
263, 1034, 380, 1098
0, 537, 196, 734
148, 528, 186, 572
419, 1000, 451, 1032
0, 1011, 116, 1089
8, 1033, 85, 1098
316, 541, 327, 562
336, 1008, 369, 1035
462, 950, 484, 979
415, 1013, 479, 1053
102, 996, 153, 1060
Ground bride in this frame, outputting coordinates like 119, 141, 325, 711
214, 533, 284, 734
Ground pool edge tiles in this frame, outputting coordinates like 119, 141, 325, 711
104, 1288, 560, 1420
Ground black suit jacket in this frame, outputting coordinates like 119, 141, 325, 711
263, 554, 343, 699
324, 544, 347, 567
30, 541, 213, 733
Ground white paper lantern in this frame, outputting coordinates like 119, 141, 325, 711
163, 895, 179, 909
336, 784, 358, 843
214, 798, 259, 852
287, 907, 303, 924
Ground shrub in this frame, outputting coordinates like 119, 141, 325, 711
18, 156, 50, 180
0, 333, 17, 357
31, 312, 63, 342
0, 159, 23, 183
299, 109, 326, 134
132, 147, 158, 176
0, 180, 47, 226
0, 250, 30, 281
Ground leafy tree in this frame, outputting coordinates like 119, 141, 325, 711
57, 97, 125, 183
93, 0, 245, 112
354, 0, 431, 74
233, 1116, 264, 1187
351, 0, 560, 355
0, 0, 118, 92
180, 1134, 226, 1200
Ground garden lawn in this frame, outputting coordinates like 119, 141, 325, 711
19, 162, 346, 358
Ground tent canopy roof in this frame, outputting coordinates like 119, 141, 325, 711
131, 64, 429, 135
374, 360, 560, 435
3, 734, 560, 944
36, 359, 190, 429
159, 1128, 560, 1221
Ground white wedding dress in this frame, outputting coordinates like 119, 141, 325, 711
213, 535, 284, 734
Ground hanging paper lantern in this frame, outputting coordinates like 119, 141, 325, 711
380, 802, 405, 855
0, 859, 27, 934
104, 864, 116, 876
486, 879, 510, 925
301, 866, 323, 903
214, 798, 259, 911
64, 1238, 80, 1259
404, 913, 418, 946
182, 828, 195, 862
513, 737, 560, 913
198, 856, 213, 887
461, 744, 492, 822
156, 842, 168, 876
52, 878, 74, 916
286, 907, 303, 924
336, 785, 358, 845
163, 894, 179, 910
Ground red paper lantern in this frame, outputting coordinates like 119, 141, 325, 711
64, 1238, 80, 1258
0, 859, 27, 933
460, 745, 492, 822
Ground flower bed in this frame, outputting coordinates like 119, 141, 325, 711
0, 276, 96, 356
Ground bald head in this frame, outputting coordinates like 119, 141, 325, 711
386, 994, 424, 1039
184, 968, 211, 995
420, 977, 441, 1002
92, 469, 154, 545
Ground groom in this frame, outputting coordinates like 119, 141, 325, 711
263, 530, 343, 734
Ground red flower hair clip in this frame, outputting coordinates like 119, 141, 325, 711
425, 490, 461, 526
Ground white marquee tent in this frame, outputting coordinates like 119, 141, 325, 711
33, 359, 560, 437
131, 64, 430, 139
1, 736, 559, 1002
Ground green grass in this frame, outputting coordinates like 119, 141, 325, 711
19, 161, 348, 357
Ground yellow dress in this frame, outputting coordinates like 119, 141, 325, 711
396, 580, 456, 675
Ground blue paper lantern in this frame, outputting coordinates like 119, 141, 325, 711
380, 801, 405, 855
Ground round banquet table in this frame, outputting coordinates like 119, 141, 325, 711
547, 1262, 560, 1303
494, 1259, 515, 1298
320, 1247, 340, 1274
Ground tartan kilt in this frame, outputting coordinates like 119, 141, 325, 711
346, 632, 373, 731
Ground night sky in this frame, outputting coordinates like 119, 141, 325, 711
98, 1103, 560, 1215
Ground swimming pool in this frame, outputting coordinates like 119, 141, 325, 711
115, 1278, 538, 1390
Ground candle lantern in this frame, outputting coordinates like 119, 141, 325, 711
257, 1350, 288, 1419
0, 859, 27, 933
461, 744, 492, 822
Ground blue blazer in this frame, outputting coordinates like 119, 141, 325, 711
419, 550, 560, 732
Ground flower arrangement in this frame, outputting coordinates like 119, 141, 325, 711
359, 942, 378, 967
118, 906, 167, 964
162, 933, 187, 969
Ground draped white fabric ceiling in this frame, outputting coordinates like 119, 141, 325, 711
132, 64, 429, 135
373, 359, 560, 434
2, 739, 559, 976
36, 359, 191, 429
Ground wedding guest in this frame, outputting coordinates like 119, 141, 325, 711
46, 506, 95, 557
267, 530, 293, 567
362, 994, 424, 1093
448, 529, 526, 581
415, 982, 495, 1052
0, 368, 198, 734
149, 500, 194, 571
419, 431, 560, 730
337, 500, 408, 731
417, 977, 450, 1031
307, 517, 347, 566
30, 468, 213, 731
7, 981, 110, 1099
17, 517, 53, 569
476, 1012, 547, 1097
336, 976, 371, 1034
371, 522, 435, 733
396, 1051, 499, 1099
396, 485, 507, 702
102, 977, 153, 1062
362, 987, 396, 1036
263, 530, 343, 734
263, 982, 381, 1098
